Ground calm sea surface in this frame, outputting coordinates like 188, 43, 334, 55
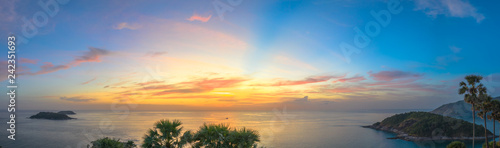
0, 110, 491, 148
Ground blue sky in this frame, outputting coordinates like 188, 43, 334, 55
0, 0, 499, 111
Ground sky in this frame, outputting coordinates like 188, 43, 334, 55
0, 0, 499, 111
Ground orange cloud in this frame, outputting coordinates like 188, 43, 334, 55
187, 13, 212, 22
150, 77, 247, 96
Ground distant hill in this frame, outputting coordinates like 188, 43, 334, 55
363, 112, 495, 141
29, 112, 75, 120
57, 111, 76, 115
430, 96, 500, 120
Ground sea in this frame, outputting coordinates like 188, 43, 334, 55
0, 109, 494, 148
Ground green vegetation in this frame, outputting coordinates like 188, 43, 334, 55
459, 75, 487, 147
141, 119, 190, 148
29, 112, 75, 120
484, 141, 500, 148
141, 119, 261, 148
89, 137, 136, 148
191, 123, 260, 148
87, 119, 261, 148
488, 100, 500, 148
447, 141, 466, 148
372, 111, 493, 137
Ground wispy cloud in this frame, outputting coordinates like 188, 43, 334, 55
332, 75, 366, 83
187, 13, 212, 22
368, 70, 423, 81
414, 0, 485, 23
113, 22, 142, 30
23, 47, 111, 75
145, 51, 167, 57
72, 47, 110, 65
60, 96, 97, 102
153, 77, 247, 96
28, 62, 70, 75
261, 75, 345, 86
20, 58, 38, 64
81, 77, 97, 85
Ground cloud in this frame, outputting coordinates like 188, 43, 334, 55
263, 75, 345, 86
436, 54, 462, 66
72, 47, 110, 65
153, 77, 247, 96
450, 46, 461, 53
414, 0, 485, 23
113, 22, 142, 30
332, 75, 366, 83
145, 51, 167, 57
81, 77, 97, 85
27, 62, 70, 75
187, 13, 212, 22
22, 47, 110, 75
368, 70, 423, 81
60, 96, 97, 102
20, 58, 38, 64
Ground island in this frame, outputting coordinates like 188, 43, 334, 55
57, 110, 76, 115
29, 112, 75, 120
363, 112, 496, 141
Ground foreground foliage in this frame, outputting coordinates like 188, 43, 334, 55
90, 137, 136, 148
447, 141, 466, 148
142, 120, 261, 148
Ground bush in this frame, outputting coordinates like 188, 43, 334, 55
483, 141, 500, 148
90, 137, 135, 148
447, 141, 466, 148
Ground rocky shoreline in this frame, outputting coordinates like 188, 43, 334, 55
362, 125, 498, 141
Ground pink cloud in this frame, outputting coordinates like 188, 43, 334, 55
368, 70, 423, 81
22, 47, 110, 76
332, 75, 366, 83
72, 47, 110, 65
187, 13, 212, 22
27, 62, 70, 75
81, 77, 97, 85
264, 75, 345, 86
20, 58, 38, 64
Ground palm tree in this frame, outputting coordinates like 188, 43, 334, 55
459, 75, 486, 148
478, 94, 492, 148
192, 123, 232, 148
489, 100, 500, 148
192, 123, 261, 148
90, 137, 135, 148
142, 119, 188, 148
228, 127, 260, 148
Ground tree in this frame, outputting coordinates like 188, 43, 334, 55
459, 75, 486, 148
142, 119, 189, 148
484, 141, 500, 148
447, 141, 466, 148
90, 137, 135, 148
228, 127, 260, 148
192, 123, 261, 148
478, 94, 492, 148
488, 100, 500, 148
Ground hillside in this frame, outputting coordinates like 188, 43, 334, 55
431, 96, 500, 120
363, 112, 495, 141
